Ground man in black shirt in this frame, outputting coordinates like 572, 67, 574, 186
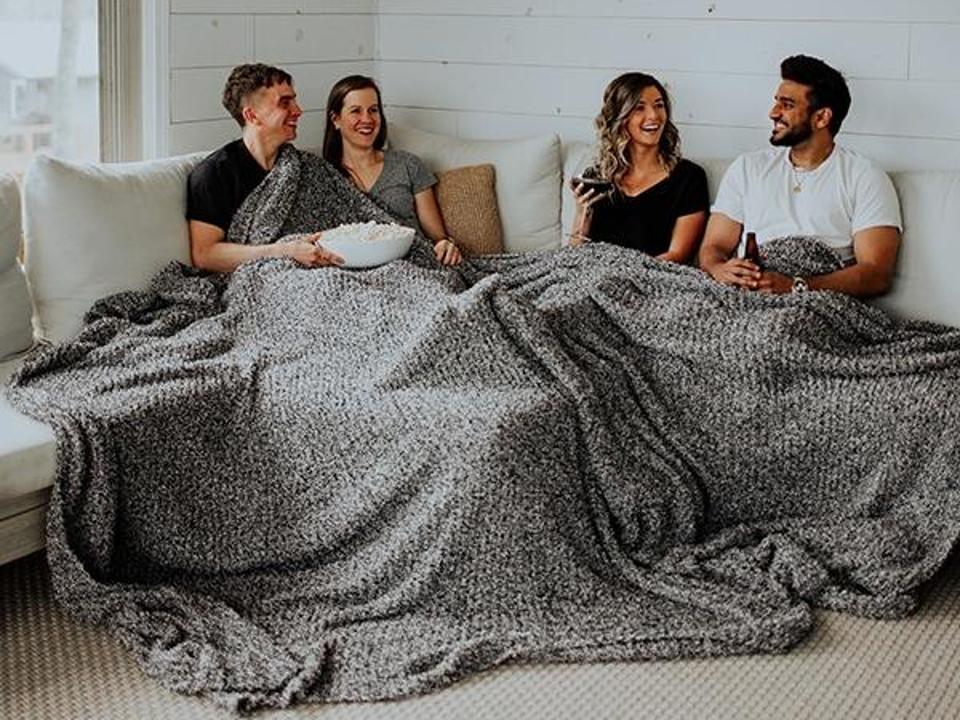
187, 63, 342, 271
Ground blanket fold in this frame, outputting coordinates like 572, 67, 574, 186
8, 147, 960, 712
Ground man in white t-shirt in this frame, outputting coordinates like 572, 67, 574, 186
699, 55, 902, 297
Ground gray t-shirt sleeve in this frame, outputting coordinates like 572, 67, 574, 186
368, 150, 437, 232
403, 151, 437, 194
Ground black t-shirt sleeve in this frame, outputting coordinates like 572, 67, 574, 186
186, 156, 235, 231
676, 161, 710, 216
187, 142, 268, 232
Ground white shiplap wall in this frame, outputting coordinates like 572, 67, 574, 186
375, 0, 960, 170
166, 0, 377, 154
165, 1, 960, 171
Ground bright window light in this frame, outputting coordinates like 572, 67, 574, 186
0, 0, 99, 179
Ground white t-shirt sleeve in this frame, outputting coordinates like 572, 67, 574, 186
852, 164, 902, 233
710, 155, 747, 224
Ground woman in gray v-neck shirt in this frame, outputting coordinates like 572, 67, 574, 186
322, 75, 462, 266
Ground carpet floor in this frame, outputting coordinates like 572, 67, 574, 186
3, 550, 960, 719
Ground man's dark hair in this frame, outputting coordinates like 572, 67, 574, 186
780, 55, 851, 136
222, 63, 293, 127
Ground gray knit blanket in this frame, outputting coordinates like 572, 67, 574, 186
8, 147, 960, 713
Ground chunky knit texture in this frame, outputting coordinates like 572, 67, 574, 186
8, 148, 960, 713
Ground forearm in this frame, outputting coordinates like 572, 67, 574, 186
698, 242, 732, 274
572, 206, 593, 238
193, 240, 282, 273
656, 250, 688, 264
698, 214, 743, 277
419, 216, 449, 244
414, 188, 450, 244
658, 212, 706, 265
804, 263, 893, 297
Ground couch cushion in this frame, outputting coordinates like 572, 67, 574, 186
873, 171, 960, 328
0, 175, 34, 360
0, 359, 56, 500
699, 158, 733, 202
23, 153, 204, 343
389, 126, 561, 253
435, 164, 504, 256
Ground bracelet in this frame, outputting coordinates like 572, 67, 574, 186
567, 232, 591, 244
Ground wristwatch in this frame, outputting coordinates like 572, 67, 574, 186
792, 276, 809, 293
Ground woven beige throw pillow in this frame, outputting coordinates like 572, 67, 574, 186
434, 164, 504, 256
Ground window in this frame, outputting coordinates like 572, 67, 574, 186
0, 0, 148, 179
0, 0, 100, 179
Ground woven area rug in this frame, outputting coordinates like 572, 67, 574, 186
3, 549, 960, 719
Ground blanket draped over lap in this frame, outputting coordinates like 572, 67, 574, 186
8, 146, 960, 713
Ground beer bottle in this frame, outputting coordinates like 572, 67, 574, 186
744, 232, 762, 268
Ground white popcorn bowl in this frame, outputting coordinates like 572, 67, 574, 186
318, 226, 416, 269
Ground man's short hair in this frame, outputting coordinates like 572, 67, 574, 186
222, 63, 293, 127
780, 55, 851, 136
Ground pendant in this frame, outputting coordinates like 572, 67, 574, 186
792, 183, 802, 193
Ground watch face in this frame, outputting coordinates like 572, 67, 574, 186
792, 277, 808, 293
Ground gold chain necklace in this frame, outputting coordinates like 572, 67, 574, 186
789, 147, 831, 193
791, 164, 805, 193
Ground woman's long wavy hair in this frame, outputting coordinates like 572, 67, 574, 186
593, 73, 681, 182
322, 75, 388, 174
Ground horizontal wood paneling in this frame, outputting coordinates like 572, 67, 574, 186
171, 61, 372, 123
910, 24, 960, 81
168, 109, 330, 155
386, 106, 960, 171
379, 0, 960, 22
850, 78, 960, 140
678, 127, 960, 172
378, 0, 557, 15
551, 0, 960, 21
170, 68, 235, 123
168, 117, 237, 155
373, 3, 960, 172
166, 3, 375, 154
172, 0, 376, 14
379, 61, 960, 142
377, 15, 909, 80
162, 3, 960, 172
254, 15, 375, 64
170, 13, 374, 69
170, 15, 253, 69
385, 105, 458, 135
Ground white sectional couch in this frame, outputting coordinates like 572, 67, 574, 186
0, 174, 54, 565
2, 127, 960, 567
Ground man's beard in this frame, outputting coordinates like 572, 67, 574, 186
770, 118, 814, 147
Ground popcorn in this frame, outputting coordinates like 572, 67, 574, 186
316, 221, 415, 245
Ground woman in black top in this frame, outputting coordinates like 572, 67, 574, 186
570, 73, 709, 263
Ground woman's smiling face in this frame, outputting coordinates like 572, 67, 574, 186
624, 85, 668, 149
333, 87, 382, 150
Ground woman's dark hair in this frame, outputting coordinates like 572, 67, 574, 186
780, 55, 851, 136
594, 72, 681, 181
322, 75, 388, 170
222, 63, 292, 128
